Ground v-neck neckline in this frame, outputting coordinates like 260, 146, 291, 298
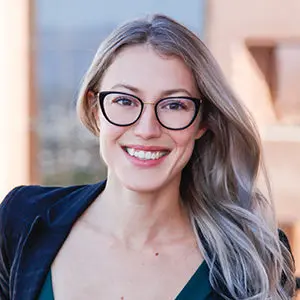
38, 260, 211, 300
175, 260, 211, 299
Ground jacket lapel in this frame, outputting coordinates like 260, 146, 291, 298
12, 181, 106, 300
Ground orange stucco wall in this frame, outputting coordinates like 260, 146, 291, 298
205, 0, 300, 275
0, 0, 37, 199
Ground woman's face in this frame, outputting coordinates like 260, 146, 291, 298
98, 44, 205, 192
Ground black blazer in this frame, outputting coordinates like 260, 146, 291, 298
0, 181, 293, 300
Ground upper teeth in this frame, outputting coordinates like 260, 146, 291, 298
126, 148, 168, 160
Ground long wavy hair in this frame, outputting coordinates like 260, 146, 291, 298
77, 14, 295, 299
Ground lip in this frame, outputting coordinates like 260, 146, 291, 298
121, 144, 171, 152
121, 144, 170, 167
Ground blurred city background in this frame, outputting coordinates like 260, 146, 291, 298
1, 0, 300, 291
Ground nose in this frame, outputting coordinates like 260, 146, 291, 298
133, 103, 162, 139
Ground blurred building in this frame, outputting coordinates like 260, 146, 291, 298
205, 0, 300, 277
0, 1, 37, 197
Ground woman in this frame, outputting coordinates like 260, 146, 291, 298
0, 14, 296, 299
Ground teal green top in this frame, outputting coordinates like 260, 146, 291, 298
38, 261, 212, 300
38, 271, 55, 300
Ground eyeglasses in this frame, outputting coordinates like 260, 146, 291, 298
97, 91, 202, 130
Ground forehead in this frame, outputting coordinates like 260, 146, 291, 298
100, 44, 198, 96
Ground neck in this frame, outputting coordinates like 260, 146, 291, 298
91, 173, 193, 250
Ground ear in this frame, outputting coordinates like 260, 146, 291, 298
87, 90, 99, 120
195, 125, 207, 140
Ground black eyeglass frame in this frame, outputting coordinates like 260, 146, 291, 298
97, 91, 203, 130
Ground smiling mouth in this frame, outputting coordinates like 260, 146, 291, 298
123, 147, 170, 161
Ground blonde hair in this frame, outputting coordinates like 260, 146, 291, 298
77, 14, 295, 299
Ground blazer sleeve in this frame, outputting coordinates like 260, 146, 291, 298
0, 186, 24, 300
279, 228, 292, 254
278, 228, 296, 291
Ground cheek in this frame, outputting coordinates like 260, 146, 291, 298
171, 124, 199, 147
99, 113, 124, 139
98, 120, 125, 162
169, 124, 200, 165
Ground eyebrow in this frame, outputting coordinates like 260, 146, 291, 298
110, 84, 193, 97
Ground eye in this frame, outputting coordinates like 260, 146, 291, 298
168, 102, 186, 110
112, 96, 139, 107
159, 99, 189, 111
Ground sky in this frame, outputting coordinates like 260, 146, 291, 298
36, 0, 205, 34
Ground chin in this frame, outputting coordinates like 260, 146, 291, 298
116, 169, 180, 194
121, 178, 165, 193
